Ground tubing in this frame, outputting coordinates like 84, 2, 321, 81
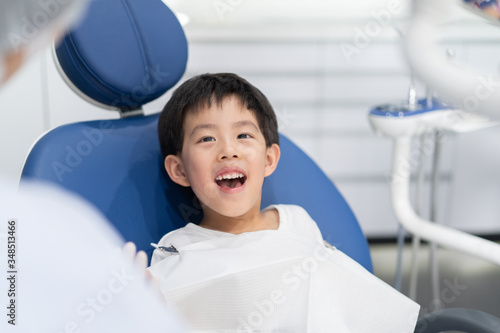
392, 136, 500, 266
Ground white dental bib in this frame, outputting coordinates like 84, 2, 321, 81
148, 205, 419, 332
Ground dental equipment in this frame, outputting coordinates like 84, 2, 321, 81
151, 243, 180, 254
369, 98, 500, 281
388, 0, 500, 299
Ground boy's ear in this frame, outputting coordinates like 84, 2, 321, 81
164, 155, 190, 187
264, 143, 281, 177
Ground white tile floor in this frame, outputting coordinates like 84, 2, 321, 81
370, 242, 500, 318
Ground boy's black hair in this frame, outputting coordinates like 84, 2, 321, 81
158, 73, 279, 157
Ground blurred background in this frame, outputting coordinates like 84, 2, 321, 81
2, 0, 500, 241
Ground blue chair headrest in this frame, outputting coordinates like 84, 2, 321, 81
55, 0, 188, 113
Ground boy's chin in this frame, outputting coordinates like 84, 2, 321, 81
204, 202, 257, 219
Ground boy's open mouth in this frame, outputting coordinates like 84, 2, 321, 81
215, 173, 247, 189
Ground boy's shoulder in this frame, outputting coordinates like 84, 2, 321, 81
273, 204, 312, 224
275, 204, 310, 217
273, 204, 324, 242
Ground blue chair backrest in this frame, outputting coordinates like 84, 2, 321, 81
21, 0, 372, 272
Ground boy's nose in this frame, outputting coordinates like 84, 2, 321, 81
219, 151, 239, 160
218, 144, 239, 160
220, 154, 238, 160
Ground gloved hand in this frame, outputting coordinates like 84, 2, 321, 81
122, 241, 148, 270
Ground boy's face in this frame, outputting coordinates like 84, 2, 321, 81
165, 95, 280, 219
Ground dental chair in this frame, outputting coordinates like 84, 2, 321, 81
19, 0, 500, 331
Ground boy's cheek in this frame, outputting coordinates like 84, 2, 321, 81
198, 182, 219, 202
241, 147, 259, 161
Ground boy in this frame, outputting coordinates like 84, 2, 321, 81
148, 73, 419, 332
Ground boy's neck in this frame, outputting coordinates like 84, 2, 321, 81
199, 205, 279, 234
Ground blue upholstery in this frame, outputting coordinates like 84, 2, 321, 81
21, 0, 372, 272
55, 0, 187, 112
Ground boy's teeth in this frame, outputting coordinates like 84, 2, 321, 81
216, 173, 244, 181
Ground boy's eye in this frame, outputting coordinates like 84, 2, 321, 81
200, 136, 215, 142
237, 133, 252, 139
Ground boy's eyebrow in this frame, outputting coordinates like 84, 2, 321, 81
234, 120, 259, 131
190, 123, 217, 137
190, 120, 259, 137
